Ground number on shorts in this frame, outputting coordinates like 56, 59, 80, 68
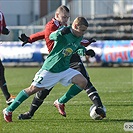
34, 76, 43, 84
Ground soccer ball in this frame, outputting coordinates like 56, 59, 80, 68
89, 104, 106, 120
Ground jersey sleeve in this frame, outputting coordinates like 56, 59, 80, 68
0, 11, 6, 34
77, 45, 87, 56
29, 30, 45, 43
80, 39, 91, 47
44, 19, 60, 52
44, 20, 59, 40
49, 29, 62, 41
28, 19, 60, 53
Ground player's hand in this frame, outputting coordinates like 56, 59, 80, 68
86, 49, 95, 57
88, 38, 96, 44
2, 27, 10, 35
61, 27, 71, 35
18, 34, 30, 46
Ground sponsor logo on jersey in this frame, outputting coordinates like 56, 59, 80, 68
63, 48, 73, 56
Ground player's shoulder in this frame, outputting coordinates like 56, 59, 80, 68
47, 18, 60, 28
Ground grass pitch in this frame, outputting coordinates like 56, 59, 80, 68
0, 67, 132, 133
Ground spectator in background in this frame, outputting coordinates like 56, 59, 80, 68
0, 11, 15, 105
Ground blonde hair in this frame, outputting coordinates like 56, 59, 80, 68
72, 17, 89, 27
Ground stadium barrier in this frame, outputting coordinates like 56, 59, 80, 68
0, 40, 133, 67
86, 40, 133, 67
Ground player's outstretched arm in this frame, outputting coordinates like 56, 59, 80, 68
18, 34, 30, 46
81, 38, 96, 47
19, 30, 45, 46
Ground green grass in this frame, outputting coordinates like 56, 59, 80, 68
0, 67, 132, 133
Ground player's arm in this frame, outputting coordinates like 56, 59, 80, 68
29, 31, 45, 42
1, 12, 10, 35
19, 19, 60, 46
18, 30, 45, 46
80, 38, 96, 57
81, 38, 96, 47
44, 21, 59, 41
49, 26, 71, 41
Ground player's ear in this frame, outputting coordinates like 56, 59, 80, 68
55, 12, 59, 19
74, 24, 78, 30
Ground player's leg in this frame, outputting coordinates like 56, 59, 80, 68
3, 85, 42, 122
55, 54, 84, 104
54, 84, 83, 117
54, 54, 105, 118
18, 88, 52, 119
77, 60, 103, 108
72, 55, 106, 118
3, 69, 60, 122
0, 60, 15, 105
18, 69, 71, 120
54, 66, 87, 117
56, 73, 87, 105
86, 78, 106, 118
53, 54, 85, 116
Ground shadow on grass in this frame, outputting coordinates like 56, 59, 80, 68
12, 117, 133, 124
105, 118, 133, 122
105, 104, 133, 107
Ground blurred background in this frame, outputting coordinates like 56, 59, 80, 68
0, 0, 133, 67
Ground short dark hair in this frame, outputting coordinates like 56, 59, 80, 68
56, 5, 70, 13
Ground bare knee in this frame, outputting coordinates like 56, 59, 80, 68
78, 78, 87, 89
24, 85, 44, 96
72, 74, 87, 89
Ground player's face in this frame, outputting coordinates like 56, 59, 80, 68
57, 11, 70, 25
72, 25, 88, 37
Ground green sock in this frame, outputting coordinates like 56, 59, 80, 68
6, 90, 29, 112
58, 84, 83, 104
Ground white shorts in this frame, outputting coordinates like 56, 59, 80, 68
31, 68, 81, 90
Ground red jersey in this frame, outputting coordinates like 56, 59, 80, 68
0, 11, 6, 34
29, 18, 61, 53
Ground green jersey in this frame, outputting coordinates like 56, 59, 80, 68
42, 26, 86, 73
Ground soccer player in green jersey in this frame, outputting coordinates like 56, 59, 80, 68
18, 5, 105, 120
3, 16, 96, 122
